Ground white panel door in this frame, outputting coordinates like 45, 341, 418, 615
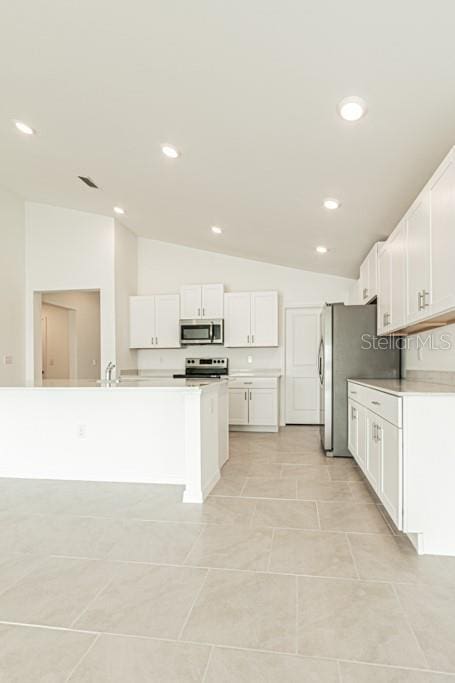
228, 389, 249, 425
248, 388, 277, 426
389, 221, 406, 331
379, 419, 402, 529
129, 296, 155, 348
180, 285, 202, 319
224, 293, 252, 347
250, 291, 278, 347
285, 307, 321, 424
429, 150, 455, 316
154, 294, 180, 348
201, 284, 224, 319
406, 191, 431, 323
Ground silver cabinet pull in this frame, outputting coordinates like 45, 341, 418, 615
418, 291, 424, 310
249, 390, 252, 400
363, 288, 368, 300
383, 312, 390, 326
155, 337, 158, 345
247, 335, 250, 344
244, 382, 253, 385
377, 425, 382, 441
151, 337, 154, 345
351, 406, 356, 419
251, 334, 255, 343
422, 290, 430, 307
373, 423, 377, 441
350, 390, 357, 394
197, 308, 201, 317
202, 308, 205, 316
244, 391, 247, 400
371, 400, 380, 406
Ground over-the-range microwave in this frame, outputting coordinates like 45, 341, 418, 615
179, 319, 224, 345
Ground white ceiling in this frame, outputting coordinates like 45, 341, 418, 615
1, 1, 455, 278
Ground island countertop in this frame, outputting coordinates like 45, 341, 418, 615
349, 377, 455, 397
0, 378, 228, 391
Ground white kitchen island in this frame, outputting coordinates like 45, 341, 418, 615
0, 378, 228, 503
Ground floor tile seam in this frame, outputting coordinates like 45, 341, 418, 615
238, 478, 249, 496
9, 511, 208, 525
177, 567, 210, 640
389, 581, 431, 670
294, 574, 299, 654
344, 533, 361, 580
30, 555, 451, 587
265, 528, 276, 572
201, 645, 215, 682
0, 618, 454, 676
0, 554, 49, 600
69, 572, 118, 630
64, 631, 101, 682
315, 501, 321, 530
180, 524, 208, 566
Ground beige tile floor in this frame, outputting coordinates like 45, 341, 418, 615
1, 426, 455, 681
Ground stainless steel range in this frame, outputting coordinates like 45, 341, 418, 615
173, 357, 229, 379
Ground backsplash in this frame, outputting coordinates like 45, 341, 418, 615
136, 346, 283, 372
406, 370, 455, 387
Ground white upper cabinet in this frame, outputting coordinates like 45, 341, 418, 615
428, 148, 455, 316
180, 284, 224, 319
359, 243, 383, 304
377, 221, 406, 334
406, 190, 431, 324
250, 291, 278, 346
224, 291, 278, 347
130, 295, 180, 348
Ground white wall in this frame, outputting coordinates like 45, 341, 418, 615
137, 238, 355, 372
25, 203, 116, 380
404, 324, 455, 373
42, 291, 101, 379
115, 220, 138, 372
0, 186, 25, 384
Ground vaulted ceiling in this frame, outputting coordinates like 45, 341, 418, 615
1, 0, 455, 277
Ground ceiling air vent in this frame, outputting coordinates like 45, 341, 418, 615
78, 175, 99, 189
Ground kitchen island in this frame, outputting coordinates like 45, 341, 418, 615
0, 378, 228, 503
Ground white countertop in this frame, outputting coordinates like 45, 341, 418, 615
349, 378, 455, 397
0, 378, 227, 392
229, 369, 282, 378
133, 368, 282, 379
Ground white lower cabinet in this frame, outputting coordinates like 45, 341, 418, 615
348, 385, 402, 529
228, 378, 279, 432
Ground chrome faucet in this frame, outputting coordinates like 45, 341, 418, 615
104, 362, 116, 382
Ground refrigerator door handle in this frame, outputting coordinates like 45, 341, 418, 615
318, 338, 324, 385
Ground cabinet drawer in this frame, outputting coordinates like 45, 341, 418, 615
228, 377, 277, 390
348, 382, 402, 427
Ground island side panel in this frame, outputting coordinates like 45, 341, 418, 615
0, 388, 186, 484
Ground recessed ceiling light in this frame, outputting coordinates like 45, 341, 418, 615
211, 226, 222, 235
316, 246, 328, 254
337, 96, 367, 122
161, 144, 180, 159
14, 120, 35, 135
113, 206, 125, 215
323, 198, 341, 210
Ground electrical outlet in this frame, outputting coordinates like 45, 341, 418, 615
3, 355, 13, 366
77, 424, 87, 439
91, 359, 97, 367
247, 355, 253, 364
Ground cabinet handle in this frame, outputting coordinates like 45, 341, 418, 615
247, 335, 250, 344
422, 290, 430, 308
249, 390, 252, 400
202, 307, 205, 316
244, 382, 253, 385
383, 312, 390, 326
418, 291, 424, 311
155, 337, 158, 345
351, 406, 356, 419
377, 425, 382, 442
363, 288, 368, 300
373, 424, 377, 442
251, 334, 255, 344
151, 337, 154, 345
371, 400, 380, 406
350, 390, 357, 394
244, 391, 247, 400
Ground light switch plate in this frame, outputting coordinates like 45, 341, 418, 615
3, 355, 13, 365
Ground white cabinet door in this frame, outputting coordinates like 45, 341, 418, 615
359, 258, 369, 304
356, 404, 367, 472
201, 284, 224, 319
224, 293, 252, 347
251, 291, 278, 346
180, 285, 202, 319
368, 245, 379, 300
365, 410, 381, 493
248, 388, 277, 426
228, 388, 249, 425
377, 244, 392, 334
406, 190, 431, 323
389, 220, 406, 331
154, 294, 180, 348
129, 297, 155, 348
348, 399, 359, 460
379, 419, 402, 529
429, 150, 455, 316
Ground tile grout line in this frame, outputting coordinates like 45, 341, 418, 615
177, 568, 210, 641
315, 501, 321, 530
265, 528, 276, 572
201, 645, 215, 682
181, 524, 207, 566
344, 533, 360, 580
64, 631, 101, 682
69, 572, 118, 630
0, 618, 454, 676
0, 554, 49, 601
390, 581, 431, 670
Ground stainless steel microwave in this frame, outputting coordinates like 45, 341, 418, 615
179, 319, 224, 345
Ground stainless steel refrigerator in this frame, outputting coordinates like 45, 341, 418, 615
318, 303, 400, 457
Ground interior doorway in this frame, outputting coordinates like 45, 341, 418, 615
39, 290, 101, 381
285, 306, 322, 424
